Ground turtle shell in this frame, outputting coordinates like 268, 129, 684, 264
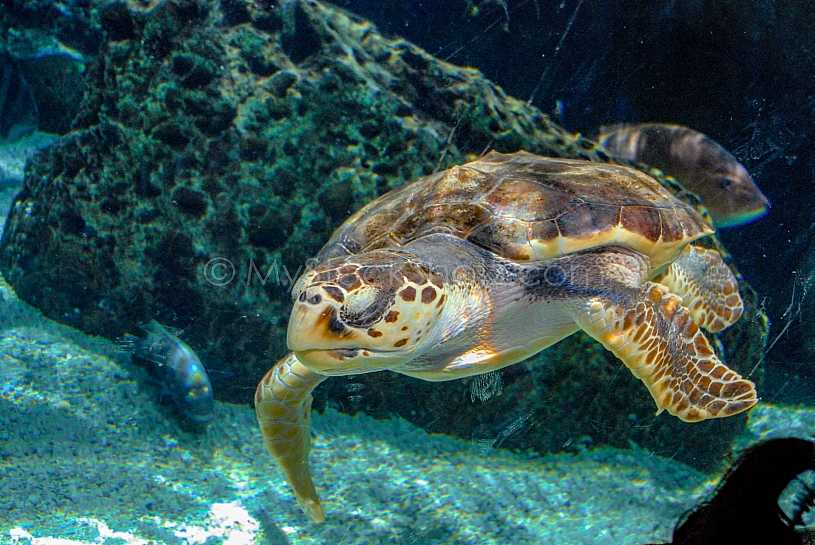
318, 151, 713, 270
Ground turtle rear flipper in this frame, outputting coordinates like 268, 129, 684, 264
255, 354, 326, 522
656, 245, 744, 332
556, 249, 756, 422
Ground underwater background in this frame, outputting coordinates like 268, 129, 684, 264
1, 0, 815, 543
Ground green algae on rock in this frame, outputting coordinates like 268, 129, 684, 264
0, 0, 596, 402
0, 0, 765, 468
1, 0, 95, 136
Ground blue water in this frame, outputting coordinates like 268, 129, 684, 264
2, 1, 815, 543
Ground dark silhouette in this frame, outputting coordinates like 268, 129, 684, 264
650, 438, 815, 545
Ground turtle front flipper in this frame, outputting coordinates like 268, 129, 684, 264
554, 248, 757, 422
255, 353, 327, 522
655, 245, 744, 332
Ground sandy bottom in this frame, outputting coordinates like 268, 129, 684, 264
0, 270, 813, 544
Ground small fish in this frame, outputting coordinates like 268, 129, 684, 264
130, 320, 215, 424
599, 123, 769, 228
0, 56, 38, 145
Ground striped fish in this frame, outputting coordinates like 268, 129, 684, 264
599, 123, 769, 228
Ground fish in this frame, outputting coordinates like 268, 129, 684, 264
598, 123, 769, 228
0, 55, 38, 146
129, 320, 215, 424
647, 438, 815, 545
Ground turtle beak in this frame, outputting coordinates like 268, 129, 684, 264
288, 294, 359, 351
293, 347, 395, 375
288, 301, 366, 374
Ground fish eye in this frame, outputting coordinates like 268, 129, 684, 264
718, 177, 734, 189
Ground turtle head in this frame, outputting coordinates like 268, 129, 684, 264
288, 250, 448, 375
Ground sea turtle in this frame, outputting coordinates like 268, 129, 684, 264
255, 151, 756, 522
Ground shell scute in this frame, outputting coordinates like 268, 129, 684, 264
657, 209, 686, 242
431, 165, 495, 202
478, 177, 553, 221
557, 201, 612, 240
467, 217, 534, 261
620, 206, 662, 243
